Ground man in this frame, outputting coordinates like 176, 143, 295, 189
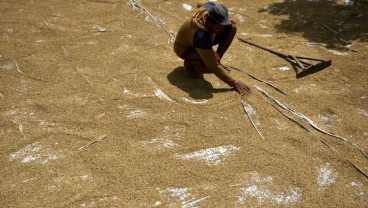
174, 1, 250, 95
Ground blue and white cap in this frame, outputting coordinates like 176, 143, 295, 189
207, 4, 231, 26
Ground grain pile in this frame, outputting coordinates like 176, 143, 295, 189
0, 0, 367, 207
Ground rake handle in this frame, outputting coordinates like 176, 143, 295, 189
238, 37, 331, 78
238, 38, 288, 59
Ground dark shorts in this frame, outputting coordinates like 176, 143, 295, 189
179, 48, 220, 62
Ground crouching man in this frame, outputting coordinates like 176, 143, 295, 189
173, 1, 250, 95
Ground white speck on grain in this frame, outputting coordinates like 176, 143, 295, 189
318, 113, 337, 128
244, 105, 256, 116
80, 174, 91, 180
146, 77, 175, 103
274, 119, 286, 130
141, 138, 177, 148
62, 46, 68, 57
259, 24, 268, 29
119, 105, 147, 118
123, 87, 151, 98
183, 196, 209, 208
16, 78, 31, 93
233, 13, 245, 22
182, 4, 192, 11
256, 34, 273, 38
85, 40, 98, 45
272, 66, 290, 71
357, 108, 368, 117
120, 34, 132, 39
175, 145, 239, 166
95, 113, 105, 118
318, 115, 331, 123
3, 108, 18, 116
293, 84, 316, 93
141, 126, 180, 149
13, 60, 23, 74
157, 187, 208, 207
128, 109, 146, 118
1, 62, 14, 70
347, 181, 365, 196
223, 54, 236, 62
35, 39, 46, 43
158, 187, 190, 207
344, 0, 355, 6
92, 24, 106, 32
22, 177, 37, 183
154, 88, 174, 103
317, 163, 337, 188
236, 171, 301, 206
361, 93, 368, 100
12, 119, 25, 136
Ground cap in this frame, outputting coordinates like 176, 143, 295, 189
207, 4, 231, 26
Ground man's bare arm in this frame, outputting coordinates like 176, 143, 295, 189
195, 48, 251, 94
217, 25, 237, 58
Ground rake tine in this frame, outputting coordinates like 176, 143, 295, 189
291, 56, 306, 69
285, 57, 313, 69
298, 59, 314, 66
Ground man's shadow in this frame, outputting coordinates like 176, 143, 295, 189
167, 66, 232, 100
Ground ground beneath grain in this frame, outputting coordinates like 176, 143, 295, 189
0, 0, 367, 207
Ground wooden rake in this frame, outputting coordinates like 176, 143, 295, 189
238, 38, 331, 78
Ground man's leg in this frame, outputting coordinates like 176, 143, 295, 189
181, 48, 226, 78
183, 60, 196, 79
180, 49, 206, 78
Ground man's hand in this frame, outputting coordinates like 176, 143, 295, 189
233, 81, 251, 95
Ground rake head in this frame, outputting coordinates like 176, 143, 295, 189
295, 59, 331, 78
286, 56, 331, 78
237, 38, 332, 78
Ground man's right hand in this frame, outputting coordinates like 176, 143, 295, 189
233, 81, 251, 95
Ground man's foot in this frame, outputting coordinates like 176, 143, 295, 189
184, 61, 202, 79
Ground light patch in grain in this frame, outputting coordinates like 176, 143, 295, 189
236, 171, 301, 206
317, 163, 337, 188
9, 142, 63, 164
175, 145, 239, 166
